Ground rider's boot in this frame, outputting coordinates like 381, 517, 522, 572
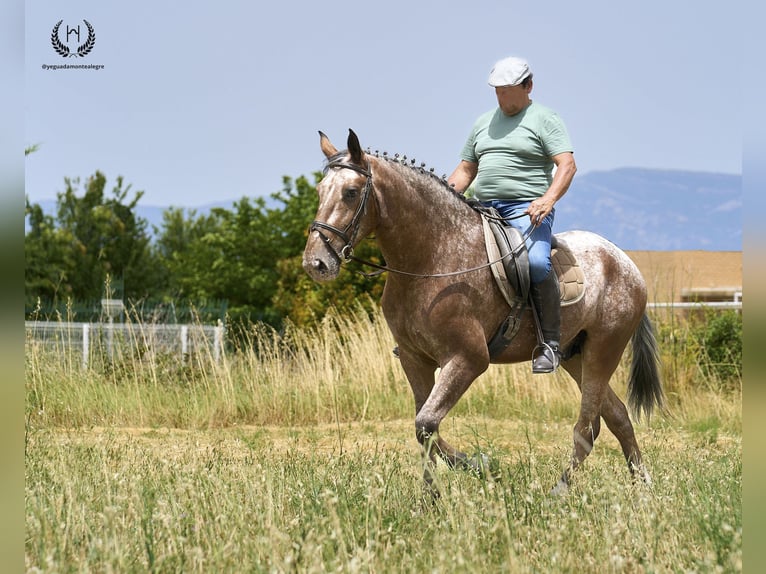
531, 270, 561, 374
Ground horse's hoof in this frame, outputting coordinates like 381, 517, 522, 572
549, 479, 569, 496
465, 453, 501, 481
421, 482, 441, 505
631, 464, 653, 487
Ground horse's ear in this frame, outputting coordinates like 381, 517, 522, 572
319, 131, 337, 159
347, 129, 364, 165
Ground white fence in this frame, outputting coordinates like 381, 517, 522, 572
647, 301, 742, 310
25, 320, 224, 368
25, 300, 740, 369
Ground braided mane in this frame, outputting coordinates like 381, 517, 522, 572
324, 147, 474, 209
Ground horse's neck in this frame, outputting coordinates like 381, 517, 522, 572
373, 162, 479, 268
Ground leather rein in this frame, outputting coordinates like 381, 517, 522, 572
309, 161, 531, 279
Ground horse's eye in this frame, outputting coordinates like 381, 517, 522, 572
343, 187, 359, 202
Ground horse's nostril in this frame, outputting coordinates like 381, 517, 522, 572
312, 259, 327, 272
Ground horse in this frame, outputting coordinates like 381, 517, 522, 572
302, 129, 664, 496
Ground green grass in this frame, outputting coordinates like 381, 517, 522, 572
25, 423, 741, 572
25, 306, 742, 572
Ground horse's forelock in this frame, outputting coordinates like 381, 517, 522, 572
322, 151, 351, 175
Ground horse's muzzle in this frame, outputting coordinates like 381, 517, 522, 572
302, 251, 340, 282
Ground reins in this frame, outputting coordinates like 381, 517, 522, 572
346, 226, 533, 279
310, 160, 534, 279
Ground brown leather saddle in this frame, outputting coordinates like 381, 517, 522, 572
481, 211, 585, 357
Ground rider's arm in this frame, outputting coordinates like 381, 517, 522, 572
447, 160, 478, 194
527, 152, 577, 225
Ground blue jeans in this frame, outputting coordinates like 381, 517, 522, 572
481, 200, 554, 284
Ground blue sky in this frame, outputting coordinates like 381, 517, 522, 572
25, 1, 741, 208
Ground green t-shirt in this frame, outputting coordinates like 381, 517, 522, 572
460, 101, 573, 201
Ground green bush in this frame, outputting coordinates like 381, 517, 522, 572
692, 310, 742, 384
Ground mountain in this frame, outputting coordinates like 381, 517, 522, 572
555, 168, 741, 251
28, 168, 742, 251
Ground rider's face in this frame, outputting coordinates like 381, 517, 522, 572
495, 81, 532, 116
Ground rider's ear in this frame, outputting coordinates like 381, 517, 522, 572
347, 129, 364, 165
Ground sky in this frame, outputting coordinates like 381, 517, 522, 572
24, 1, 742, 209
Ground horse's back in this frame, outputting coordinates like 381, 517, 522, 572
556, 229, 647, 333
557, 230, 643, 287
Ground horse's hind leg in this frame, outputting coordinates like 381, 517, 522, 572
555, 401, 604, 494
557, 345, 652, 494
600, 387, 652, 484
555, 351, 614, 493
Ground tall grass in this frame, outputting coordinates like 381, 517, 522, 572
25, 304, 742, 572
26, 305, 415, 429
25, 304, 741, 433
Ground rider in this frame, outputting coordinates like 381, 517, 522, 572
447, 56, 577, 373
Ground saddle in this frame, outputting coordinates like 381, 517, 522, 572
479, 209, 586, 357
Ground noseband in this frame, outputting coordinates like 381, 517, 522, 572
309, 160, 374, 265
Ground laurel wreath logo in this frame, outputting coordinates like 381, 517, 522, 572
50, 19, 96, 58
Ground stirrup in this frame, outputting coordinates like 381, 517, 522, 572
532, 342, 560, 374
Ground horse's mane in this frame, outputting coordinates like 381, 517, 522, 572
324, 148, 476, 211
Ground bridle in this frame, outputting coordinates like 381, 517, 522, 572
308, 160, 534, 279
309, 160, 374, 266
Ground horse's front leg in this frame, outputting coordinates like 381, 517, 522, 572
400, 347, 491, 496
396, 350, 440, 495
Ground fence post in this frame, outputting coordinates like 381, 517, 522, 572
82, 323, 89, 369
181, 325, 189, 363
106, 317, 115, 360
214, 321, 223, 363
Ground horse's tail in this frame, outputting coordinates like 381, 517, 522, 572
627, 313, 665, 422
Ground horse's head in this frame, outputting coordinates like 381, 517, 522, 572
303, 129, 377, 282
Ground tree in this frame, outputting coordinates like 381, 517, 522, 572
153, 206, 223, 301
25, 171, 159, 309
149, 172, 386, 329
24, 200, 74, 306
26, 166, 387, 328
153, 194, 291, 327
270, 174, 386, 326
199, 196, 286, 326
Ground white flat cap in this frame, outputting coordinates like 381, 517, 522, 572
488, 56, 531, 87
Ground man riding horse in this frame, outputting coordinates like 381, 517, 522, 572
305, 127, 662, 495
448, 56, 577, 373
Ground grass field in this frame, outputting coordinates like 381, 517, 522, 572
25, 306, 742, 572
